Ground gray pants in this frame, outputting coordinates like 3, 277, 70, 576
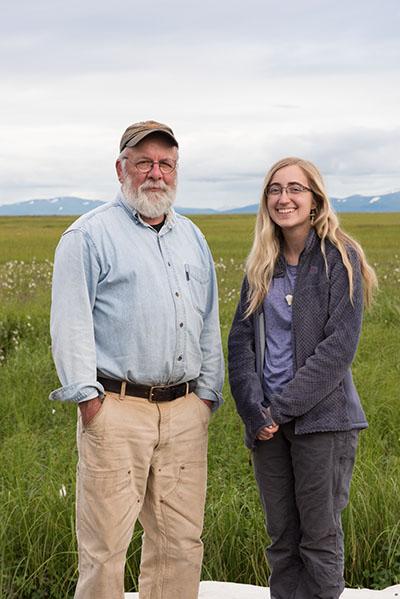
253, 421, 359, 599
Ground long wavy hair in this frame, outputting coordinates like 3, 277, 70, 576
245, 157, 378, 316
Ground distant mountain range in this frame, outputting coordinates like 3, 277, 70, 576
0, 196, 105, 216
0, 192, 400, 216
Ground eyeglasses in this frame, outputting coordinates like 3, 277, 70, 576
266, 183, 312, 197
128, 158, 177, 175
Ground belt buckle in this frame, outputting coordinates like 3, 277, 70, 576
149, 384, 167, 402
148, 382, 189, 402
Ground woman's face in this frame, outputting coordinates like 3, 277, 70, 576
266, 164, 316, 236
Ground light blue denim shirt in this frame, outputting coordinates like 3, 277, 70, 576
49, 192, 224, 407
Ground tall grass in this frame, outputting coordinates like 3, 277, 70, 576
0, 213, 399, 596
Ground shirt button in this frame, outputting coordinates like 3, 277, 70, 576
175, 292, 179, 297
168, 262, 171, 266
177, 355, 183, 361
179, 322, 184, 328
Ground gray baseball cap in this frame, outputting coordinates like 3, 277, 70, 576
119, 120, 178, 152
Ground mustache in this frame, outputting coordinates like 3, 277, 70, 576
139, 180, 169, 192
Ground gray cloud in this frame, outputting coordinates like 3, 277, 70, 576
1, 0, 399, 207
179, 126, 400, 207
3, 0, 399, 41
1, 0, 399, 77
2, 125, 399, 207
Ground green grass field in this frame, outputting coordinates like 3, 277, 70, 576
1, 213, 399, 597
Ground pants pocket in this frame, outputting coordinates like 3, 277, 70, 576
192, 392, 212, 426
82, 394, 108, 431
78, 463, 135, 500
333, 430, 359, 512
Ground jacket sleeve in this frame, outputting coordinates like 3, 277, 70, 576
269, 247, 364, 423
228, 277, 274, 448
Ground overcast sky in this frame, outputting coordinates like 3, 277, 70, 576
1, 0, 400, 208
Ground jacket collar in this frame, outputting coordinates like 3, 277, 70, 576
274, 228, 319, 276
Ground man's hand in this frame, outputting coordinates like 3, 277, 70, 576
256, 423, 279, 441
79, 396, 103, 427
201, 399, 213, 411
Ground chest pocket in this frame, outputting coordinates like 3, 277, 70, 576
185, 263, 210, 315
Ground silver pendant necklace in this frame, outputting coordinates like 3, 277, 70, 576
285, 293, 293, 306
284, 264, 297, 307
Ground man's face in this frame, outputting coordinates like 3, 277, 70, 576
116, 135, 178, 221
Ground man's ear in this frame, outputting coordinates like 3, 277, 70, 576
116, 159, 124, 183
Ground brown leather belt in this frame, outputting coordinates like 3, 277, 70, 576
98, 376, 196, 402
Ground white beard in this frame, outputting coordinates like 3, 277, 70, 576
122, 178, 176, 219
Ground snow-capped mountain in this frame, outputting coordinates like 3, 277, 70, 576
0, 192, 399, 216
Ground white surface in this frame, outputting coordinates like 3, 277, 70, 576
125, 581, 400, 598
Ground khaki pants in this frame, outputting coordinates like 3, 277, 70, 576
74, 391, 210, 599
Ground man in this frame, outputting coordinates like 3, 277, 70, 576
50, 120, 224, 599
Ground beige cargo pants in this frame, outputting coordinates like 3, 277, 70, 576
74, 391, 210, 599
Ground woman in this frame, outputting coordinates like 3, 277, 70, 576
228, 157, 377, 599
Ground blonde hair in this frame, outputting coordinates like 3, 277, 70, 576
245, 157, 378, 316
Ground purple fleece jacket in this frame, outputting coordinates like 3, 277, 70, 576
228, 229, 368, 449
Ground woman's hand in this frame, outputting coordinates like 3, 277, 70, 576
256, 423, 279, 441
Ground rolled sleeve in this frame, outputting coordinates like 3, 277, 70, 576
49, 382, 104, 403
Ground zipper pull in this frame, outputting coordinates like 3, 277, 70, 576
185, 265, 190, 281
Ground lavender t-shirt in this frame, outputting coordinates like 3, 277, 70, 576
263, 264, 298, 398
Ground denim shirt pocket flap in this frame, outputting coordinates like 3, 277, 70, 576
185, 263, 210, 284
185, 263, 209, 314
